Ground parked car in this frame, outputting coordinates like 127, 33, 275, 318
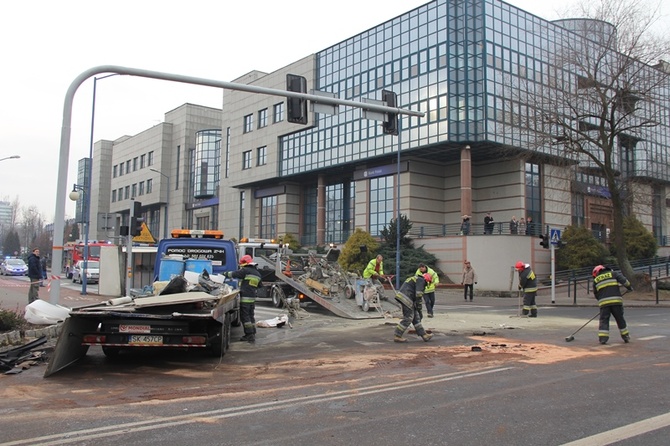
71, 260, 100, 284
0, 258, 28, 276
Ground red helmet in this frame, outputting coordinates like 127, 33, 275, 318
515, 261, 525, 271
592, 265, 605, 277
239, 255, 253, 265
422, 273, 433, 283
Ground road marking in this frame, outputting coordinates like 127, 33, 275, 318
0, 367, 513, 446
561, 411, 670, 446
637, 335, 666, 341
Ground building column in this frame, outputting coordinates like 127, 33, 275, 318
460, 145, 472, 217
317, 174, 326, 245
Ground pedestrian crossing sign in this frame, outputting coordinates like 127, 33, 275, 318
550, 228, 561, 245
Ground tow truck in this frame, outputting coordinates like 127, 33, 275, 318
45, 229, 241, 377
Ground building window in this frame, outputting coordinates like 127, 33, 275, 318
140, 154, 146, 169
194, 129, 221, 199
242, 150, 252, 170
525, 162, 541, 235
148, 151, 154, 166
124, 186, 130, 200
131, 183, 137, 198
243, 114, 253, 133
260, 195, 277, 238
273, 103, 284, 123
369, 176, 394, 236
112, 190, 117, 202
256, 146, 267, 166
119, 163, 124, 176
118, 188, 123, 201
113, 165, 118, 178
176, 145, 181, 190
133, 157, 138, 171
139, 181, 145, 196
302, 187, 317, 246
239, 191, 245, 240
126, 160, 131, 174
147, 178, 153, 194
326, 182, 354, 244
258, 108, 268, 128
196, 215, 210, 230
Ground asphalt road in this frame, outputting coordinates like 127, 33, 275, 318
1, 279, 670, 445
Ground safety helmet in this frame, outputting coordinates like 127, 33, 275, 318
239, 254, 253, 265
422, 273, 433, 283
592, 265, 606, 277
515, 261, 525, 271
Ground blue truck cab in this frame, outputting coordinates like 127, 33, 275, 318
153, 229, 238, 282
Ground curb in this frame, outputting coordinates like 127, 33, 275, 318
0, 323, 62, 351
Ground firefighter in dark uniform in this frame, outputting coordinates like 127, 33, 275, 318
393, 273, 434, 343
515, 261, 538, 317
227, 255, 261, 343
592, 265, 632, 345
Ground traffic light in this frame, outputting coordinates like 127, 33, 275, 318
131, 201, 143, 236
286, 74, 308, 124
539, 234, 549, 249
381, 89, 398, 135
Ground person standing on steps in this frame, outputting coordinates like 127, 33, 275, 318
484, 212, 494, 234
393, 273, 434, 343
226, 254, 261, 343
509, 216, 518, 235
460, 215, 471, 235
515, 261, 538, 317
461, 260, 477, 301
416, 263, 439, 317
592, 265, 632, 345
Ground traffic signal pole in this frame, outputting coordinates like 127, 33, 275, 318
551, 242, 556, 304
125, 199, 135, 297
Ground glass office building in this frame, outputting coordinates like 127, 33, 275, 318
253, 0, 668, 245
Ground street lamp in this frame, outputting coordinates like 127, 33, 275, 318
0, 155, 20, 162
150, 168, 170, 239
69, 183, 90, 294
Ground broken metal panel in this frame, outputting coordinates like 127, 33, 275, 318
44, 317, 96, 378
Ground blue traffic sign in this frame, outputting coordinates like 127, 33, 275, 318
550, 228, 561, 245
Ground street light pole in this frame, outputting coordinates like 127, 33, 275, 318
150, 168, 169, 239
0, 155, 20, 162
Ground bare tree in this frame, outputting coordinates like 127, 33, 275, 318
514, 0, 669, 281
20, 206, 44, 252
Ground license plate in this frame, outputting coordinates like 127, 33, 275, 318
128, 335, 163, 345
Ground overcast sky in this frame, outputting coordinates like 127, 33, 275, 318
1, 0, 667, 223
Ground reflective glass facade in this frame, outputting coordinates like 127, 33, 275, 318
194, 129, 221, 199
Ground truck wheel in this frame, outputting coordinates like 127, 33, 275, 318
209, 321, 225, 358
271, 287, 284, 308
102, 346, 120, 358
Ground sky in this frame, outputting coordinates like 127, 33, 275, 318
1, 0, 667, 224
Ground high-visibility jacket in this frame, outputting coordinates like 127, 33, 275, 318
363, 258, 383, 279
593, 268, 631, 307
415, 266, 439, 293
519, 265, 538, 293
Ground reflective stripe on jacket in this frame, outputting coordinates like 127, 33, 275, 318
230, 265, 261, 302
593, 269, 629, 307
519, 267, 538, 293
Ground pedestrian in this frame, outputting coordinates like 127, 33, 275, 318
27, 248, 41, 303
484, 212, 494, 234
393, 273, 434, 343
509, 216, 518, 235
460, 215, 470, 235
515, 261, 538, 317
226, 254, 262, 342
518, 217, 526, 235
416, 263, 439, 317
40, 255, 48, 287
592, 265, 632, 345
461, 260, 477, 301
363, 254, 384, 281
526, 216, 534, 236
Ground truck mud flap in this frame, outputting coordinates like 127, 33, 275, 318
44, 316, 98, 378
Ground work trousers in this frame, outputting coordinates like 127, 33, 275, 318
28, 278, 40, 303
240, 301, 257, 336
394, 301, 427, 339
423, 291, 435, 315
522, 292, 537, 317
598, 304, 628, 341
463, 284, 474, 301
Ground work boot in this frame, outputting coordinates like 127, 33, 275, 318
428, 313, 434, 318
421, 333, 433, 342
240, 335, 255, 343
622, 334, 630, 343
599, 337, 609, 345
394, 336, 407, 343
